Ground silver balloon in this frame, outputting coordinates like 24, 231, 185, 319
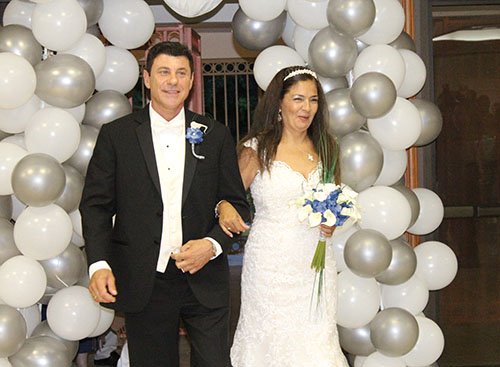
77, 0, 104, 26
351, 72, 397, 118
0, 218, 21, 265
339, 131, 383, 192
0, 24, 42, 66
391, 184, 420, 227
9, 335, 71, 367
31, 321, 78, 360
82, 90, 132, 129
232, 9, 286, 51
39, 243, 86, 290
338, 324, 376, 356
327, 0, 376, 37
0, 196, 13, 220
370, 308, 419, 357
411, 99, 443, 146
376, 236, 417, 285
35, 54, 95, 109
0, 304, 27, 358
55, 165, 84, 213
326, 88, 366, 137
308, 27, 357, 78
318, 75, 348, 94
11, 153, 66, 207
356, 39, 369, 54
344, 228, 392, 277
389, 31, 417, 52
66, 125, 99, 176
86, 24, 101, 38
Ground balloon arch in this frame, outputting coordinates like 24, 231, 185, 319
0, 0, 455, 366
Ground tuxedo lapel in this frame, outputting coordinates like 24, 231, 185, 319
182, 109, 197, 206
135, 107, 162, 195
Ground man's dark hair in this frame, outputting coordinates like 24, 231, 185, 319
145, 41, 194, 74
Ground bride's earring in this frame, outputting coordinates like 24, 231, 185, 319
277, 109, 282, 122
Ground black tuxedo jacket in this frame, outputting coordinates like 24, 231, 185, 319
80, 106, 250, 313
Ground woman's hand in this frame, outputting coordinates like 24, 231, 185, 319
320, 224, 336, 238
218, 200, 250, 237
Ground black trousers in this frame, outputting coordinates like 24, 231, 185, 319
125, 260, 230, 367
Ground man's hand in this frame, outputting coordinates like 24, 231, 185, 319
171, 239, 214, 274
89, 269, 118, 303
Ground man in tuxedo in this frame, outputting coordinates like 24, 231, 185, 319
80, 41, 250, 367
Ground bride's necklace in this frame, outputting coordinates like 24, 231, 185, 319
295, 145, 315, 162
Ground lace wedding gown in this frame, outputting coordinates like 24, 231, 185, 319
230, 141, 348, 367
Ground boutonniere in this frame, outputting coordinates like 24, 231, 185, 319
186, 121, 207, 160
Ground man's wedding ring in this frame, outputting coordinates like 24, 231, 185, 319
227, 226, 231, 231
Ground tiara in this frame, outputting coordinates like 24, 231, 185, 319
283, 69, 318, 82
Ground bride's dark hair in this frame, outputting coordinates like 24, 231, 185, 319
238, 66, 340, 184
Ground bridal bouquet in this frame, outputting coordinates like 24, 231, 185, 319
292, 183, 360, 309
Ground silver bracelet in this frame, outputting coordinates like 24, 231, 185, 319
214, 200, 226, 218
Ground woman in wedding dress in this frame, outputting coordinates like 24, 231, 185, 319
218, 66, 349, 367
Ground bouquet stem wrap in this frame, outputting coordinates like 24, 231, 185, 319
310, 232, 327, 315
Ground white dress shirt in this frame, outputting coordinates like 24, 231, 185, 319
89, 105, 222, 277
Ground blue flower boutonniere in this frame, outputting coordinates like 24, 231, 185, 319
186, 124, 205, 160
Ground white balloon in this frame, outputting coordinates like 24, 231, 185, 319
331, 224, 360, 273
88, 306, 115, 337
0, 358, 12, 367
41, 101, 86, 125
14, 204, 73, 260
69, 210, 83, 238
373, 148, 407, 186
99, 0, 155, 50
363, 352, 406, 367
293, 26, 319, 63
287, 0, 329, 30
357, 186, 411, 240
281, 13, 297, 47
381, 274, 429, 315
0, 143, 28, 195
47, 286, 100, 340
71, 232, 85, 248
403, 316, 445, 366
337, 270, 380, 328
397, 49, 427, 98
2, 0, 35, 29
95, 46, 140, 94
0, 95, 41, 134
0, 255, 46, 308
1, 134, 26, 149
357, 0, 405, 45
31, 0, 87, 51
253, 46, 305, 90
353, 44, 406, 89
238, 0, 286, 22
354, 356, 367, 367
407, 188, 444, 235
0, 53, 37, 110
163, 0, 223, 18
367, 97, 422, 151
414, 241, 457, 290
61, 33, 106, 78
25, 108, 81, 163
17, 304, 42, 337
